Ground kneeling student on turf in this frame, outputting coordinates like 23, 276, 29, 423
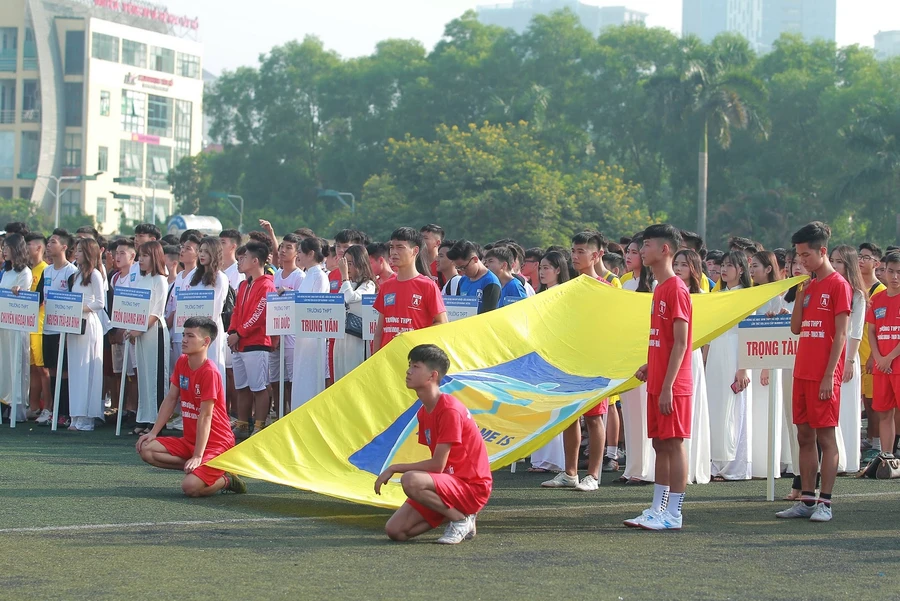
375, 344, 492, 544
136, 317, 246, 497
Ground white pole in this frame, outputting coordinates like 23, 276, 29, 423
51, 333, 66, 432
54, 177, 61, 229
115, 342, 130, 437
278, 340, 285, 420
766, 371, 778, 502
10, 334, 21, 429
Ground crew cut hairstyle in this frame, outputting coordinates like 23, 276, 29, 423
882, 251, 900, 266
420, 224, 445, 240
390, 227, 423, 250
219, 229, 242, 245
367, 242, 388, 260
51, 228, 74, 250
334, 229, 365, 245
859, 242, 883, 260
183, 316, 218, 341
571, 230, 605, 251
446, 240, 481, 262
76, 225, 99, 239
642, 224, 682, 254
484, 245, 514, 269
408, 344, 451, 380
243, 241, 269, 265
134, 223, 161, 240
791, 221, 831, 250
24, 232, 46, 245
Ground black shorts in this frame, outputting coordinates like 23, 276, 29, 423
43, 333, 68, 373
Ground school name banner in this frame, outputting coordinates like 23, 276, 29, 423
294, 293, 345, 339
266, 292, 295, 336
44, 290, 84, 335
362, 294, 378, 342
110, 287, 151, 332
210, 276, 803, 509
443, 295, 480, 321
174, 289, 215, 334
738, 314, 799, 370
0, 289, 39, 333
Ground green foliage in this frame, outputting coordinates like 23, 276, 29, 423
0, 197, 94, 235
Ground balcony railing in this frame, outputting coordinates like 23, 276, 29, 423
0, 48, 16, 72
21, 109, 40, 123
0, 110, 15, 124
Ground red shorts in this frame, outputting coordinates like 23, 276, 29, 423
873, 374, 900, 412
584, 400, 609, 417
792, 377, 840, 429
157, 437, 228, 487
406, 473, 491, 528
646, 393, 692, 440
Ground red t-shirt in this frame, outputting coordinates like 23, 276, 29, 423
794, 272, 852, 381
170, 356, 235, 451
328, 268, 342, 293
417, 394, 493, 491
373, 275, 446, 347
866, 290, 900, 372
647, 276, 693, 396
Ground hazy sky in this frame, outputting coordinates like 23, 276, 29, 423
163, 0, 900, 75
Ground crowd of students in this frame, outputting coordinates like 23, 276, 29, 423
0, 216, 896, 535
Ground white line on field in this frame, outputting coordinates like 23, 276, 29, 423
1, 490, 896, 534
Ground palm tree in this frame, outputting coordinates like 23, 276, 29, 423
649, 35, 767, 241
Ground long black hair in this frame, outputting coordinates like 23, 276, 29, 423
539, 250, 571, 292
721, 250, 752, 290
2, 233, 28, 272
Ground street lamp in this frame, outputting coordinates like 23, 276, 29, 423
113, 176, 159, 224
17, 171, 103, 228
316, 188, 355, 216
208, 191, 244, 233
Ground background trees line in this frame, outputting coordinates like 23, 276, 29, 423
169, 10, 900, 248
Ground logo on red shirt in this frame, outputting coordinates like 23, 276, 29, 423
659, 300, 667, 316
412, 294, 422, 307
195, 384, 201, 397
820, 293, 830, 308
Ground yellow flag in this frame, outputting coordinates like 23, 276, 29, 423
208, 275, 802, 509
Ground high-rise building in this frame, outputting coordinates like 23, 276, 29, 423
875, 30, 900, 60
0, 0, 203, 233
476, 1, 647, 36
683, 0, 836, 53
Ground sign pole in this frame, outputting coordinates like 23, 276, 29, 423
51, 333, 66, 432
10, 336, 20, 429
278, 340, 285, 420
766, 372, 777, 501
115, 345, 129, 437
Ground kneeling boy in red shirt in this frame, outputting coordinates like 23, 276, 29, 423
375, 344, 493, 544
137, 316, 246, 497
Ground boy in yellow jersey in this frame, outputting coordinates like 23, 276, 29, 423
24, 233, 49, 420
859, 242, 887, 458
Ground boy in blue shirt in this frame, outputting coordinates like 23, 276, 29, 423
447, 240, 501, 314
484, 246, 527, 302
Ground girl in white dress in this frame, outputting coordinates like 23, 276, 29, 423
291, 237, 331, 411
617, 237, 656, 483
193, 237, 229, 385
0, 234, 33, 423
748, 251, 786, 479
831, 245, 867, 473
334, 245, 377, 381
67, 238, 105, 431
673, 249, 711, 484
708, 251, 753, 481
125, 241, 170, 434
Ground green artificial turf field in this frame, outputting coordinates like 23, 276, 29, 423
0, 425, 897, 601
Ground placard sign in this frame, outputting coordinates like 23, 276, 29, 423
45, 290, 84, 334
738, 314, 798, 369
443, 296, 480, 322
502, 296, 526, 307
0, 289, 39, 333
362, 294, 378, 341
110, 287, 151, 332
295, 293, 345, 339
266, 292, 294, 336
174, 289, 215, 334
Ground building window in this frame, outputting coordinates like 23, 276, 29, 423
96, 197, 107, 223
64, 134, 82, 175
91, 33, 119, 63
176, 53, 200, 79
122, 196, 143, 224
100, 90, 110, 116
149, 46, 174, 74
147, 145, 171, 185
120, 89, 146, 133
20, 131, 40, 174
98, 146, 108, 172
119, 139, 144, 182
64, 82, 83, 127
61, 189, 82, 217
174, 99, 192, 164
18, 187, 32, 201
22, 80, 39, 121
121, 39, 146, 68
147, 95, 173, 138
65, 31, 85, 75
0, 131, 13, 180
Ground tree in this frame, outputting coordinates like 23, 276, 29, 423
168, 154, 211, 215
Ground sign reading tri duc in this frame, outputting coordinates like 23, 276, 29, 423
738, 314, 798, 370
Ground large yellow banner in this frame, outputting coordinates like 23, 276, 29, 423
209, 276, 801, 508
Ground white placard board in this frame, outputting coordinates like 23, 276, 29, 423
295, 293, 345, 339
45, 290, 84, 334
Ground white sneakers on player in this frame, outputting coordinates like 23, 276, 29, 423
775, 502, 816, 519
809, 503, 833, 522
638, 510, 682, 531
574, 474, 600, 491
35, 409, 53, 425
436, 515, 476, 544
541, 472, 579, 488
623, 508, 655, 528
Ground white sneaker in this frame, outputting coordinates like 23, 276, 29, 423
35, 409, 52, 425
436, 515, 475, 544
775, 501, 816, 519
541, 472, 579, 488
638, 510, 683, 531
26, 408, 40, 420
623, 508, 654, 528
574, 474, 599, 491
809, 503, 832, 522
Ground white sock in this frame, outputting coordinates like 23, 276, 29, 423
873, 438, 883, 451
606, 446, 618, 459
651, 484, 670, 513
668, 492, 685, 517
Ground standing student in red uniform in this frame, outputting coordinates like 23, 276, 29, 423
376, 344, 492, 544
777, 221, 851, 523
373, 228, 448, 352
136, 316, 246, 497
420, 224, 445, 285
625, 224, 693, 531
866, 252, 900, 460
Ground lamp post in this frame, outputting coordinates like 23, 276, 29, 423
113, 176, 158, 223
17, 171, 103, 228
316, 188, 356, 225
208, 191, 244, 233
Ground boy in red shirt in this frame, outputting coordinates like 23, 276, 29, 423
866, 251, 900, 459
136, 317, 246, 497
778, 221, 851, 523
625, 224, 693, 531
373, 228, 448, 352
376, 344, 492, 544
